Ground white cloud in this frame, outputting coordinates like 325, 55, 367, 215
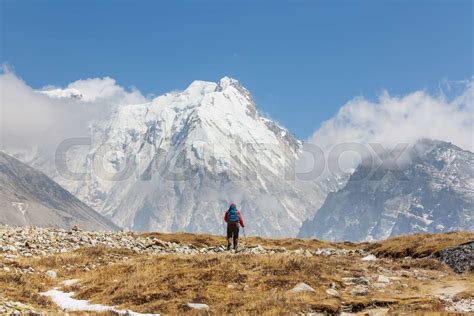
56, 77, 147, 104
305, 79, 473, 173
0, 69, 149, 158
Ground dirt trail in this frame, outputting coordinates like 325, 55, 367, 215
430, 279, 473, 297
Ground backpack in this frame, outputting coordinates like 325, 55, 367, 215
228, 206, 239, 222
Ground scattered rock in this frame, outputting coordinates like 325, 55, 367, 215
314, 248, 366, 257
437, 289, 474, 313
446, 298, 474, 313
432, 241, 474, 273
361, 254, 377, 261
0, 296, 41, 315
186, 303, 209, 310
342, 277, 370, 286
0, 225, 325, 257
377, 275, 390, 283
288, 282, 316, 293
62, 279, 79, 286
46, 270, 57, 279
326, 288, 340, 297
372, 282, 387, 289
352, 285, 369, 296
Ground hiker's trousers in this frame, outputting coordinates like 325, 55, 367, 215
227, 222, 239, 249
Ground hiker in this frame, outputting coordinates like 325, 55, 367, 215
224, 203, 245, 250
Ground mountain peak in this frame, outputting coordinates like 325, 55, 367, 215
183, 80, 217, 96
184, 76, 243, 95
299, 139, 473, 241
216, 76, 240, 90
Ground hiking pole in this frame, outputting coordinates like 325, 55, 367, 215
243, 227, 247, 244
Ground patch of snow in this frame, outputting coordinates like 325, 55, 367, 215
41, 289, 113, 312
11, 202, 28, 215
421, 213, 433, 225
41, 288, 159, 315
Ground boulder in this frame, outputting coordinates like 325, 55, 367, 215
377, 275, 390, 283
288, 282, 316, 293
46, 270, 57, 279
186, 303, 209, 310
352, 285, 369, 296
326, 288, 340, 297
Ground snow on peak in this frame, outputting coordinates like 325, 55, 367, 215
183, 76, 245, 95
184, 80, 217, 96
216, 76, 241, 90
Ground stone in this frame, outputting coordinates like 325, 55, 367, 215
46, 270, 57, 279
186, 303, 209, 310
377, 275, 390, 283
288, 282, 316, 293
361, 254, 377, 261
343, 277, 370, 285
326, 288, 340, 297
352, 285, 369, 296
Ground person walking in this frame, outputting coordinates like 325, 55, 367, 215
224, 203, 245, 250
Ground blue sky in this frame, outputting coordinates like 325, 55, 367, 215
1, 0, 472, 139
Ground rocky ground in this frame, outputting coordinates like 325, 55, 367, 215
0, 225, 472, 315
433, 241, 474, 273
0, 225, 369, 258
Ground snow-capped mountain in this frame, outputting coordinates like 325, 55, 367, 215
32, 77, 336, 237
298, 139, 474, 241
0, 151, 118, 231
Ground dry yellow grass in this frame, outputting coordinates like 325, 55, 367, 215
141, 231, 360, 250
366, 231, 474, 258
0, 247, 135, 312
0, 231, 472, 315
68, 251, 471, 315
71, 254, 341, 314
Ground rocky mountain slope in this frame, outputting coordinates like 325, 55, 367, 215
299, 139, 474, 241
0, 151, 118, 231
31, 77, 340, 237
